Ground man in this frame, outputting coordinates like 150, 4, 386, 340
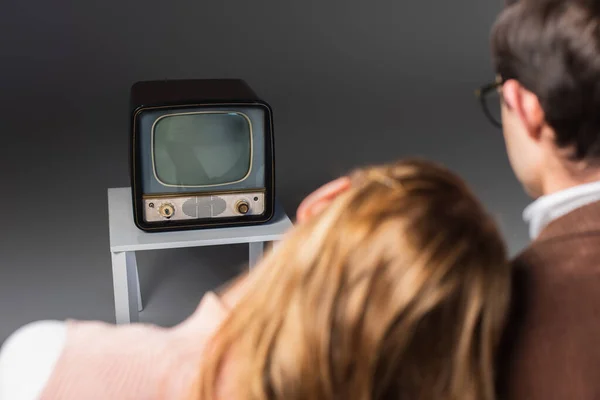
297, 0, 600, 398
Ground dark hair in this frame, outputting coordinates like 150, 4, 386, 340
491, 0, 600, 161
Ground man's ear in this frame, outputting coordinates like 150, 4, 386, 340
296, 176, 351, 223
502, 79, 545, 140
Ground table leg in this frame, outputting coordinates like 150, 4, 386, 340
249, 241, 265, 269
132, 254, 143, 312
111, 251, 140, 324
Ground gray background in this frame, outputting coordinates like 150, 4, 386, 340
0, 0, 529, 343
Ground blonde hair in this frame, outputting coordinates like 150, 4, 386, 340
193, 159, 510, 400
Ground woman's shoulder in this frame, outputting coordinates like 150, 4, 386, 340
0, 320, 67, 400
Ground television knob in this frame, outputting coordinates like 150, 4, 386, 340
236, 200, 250, 215
159, 203, 175, 218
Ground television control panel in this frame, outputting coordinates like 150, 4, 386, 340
142, 191, 266, 223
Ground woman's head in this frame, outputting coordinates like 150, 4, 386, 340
196, 159, 510, 400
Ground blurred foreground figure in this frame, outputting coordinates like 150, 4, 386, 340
0, 159, 511, 400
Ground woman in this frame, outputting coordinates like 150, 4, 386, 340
0, 159, 511, 400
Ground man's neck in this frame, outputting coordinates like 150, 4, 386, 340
540, 158, 600, 197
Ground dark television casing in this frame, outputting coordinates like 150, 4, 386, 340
130, 79, 275, 232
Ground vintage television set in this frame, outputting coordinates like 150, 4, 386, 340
130, 79, 275, 232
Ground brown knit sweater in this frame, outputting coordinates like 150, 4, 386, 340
497, 200, 600, 400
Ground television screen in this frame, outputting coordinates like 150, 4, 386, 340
153, 112, 252, 187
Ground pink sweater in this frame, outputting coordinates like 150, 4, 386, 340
38, 292, 228, 400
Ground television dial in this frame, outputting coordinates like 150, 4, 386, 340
236, 200, 250, 215
158, 203, 175, 218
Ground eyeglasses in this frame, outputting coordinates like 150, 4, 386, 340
475, 78, 504, 128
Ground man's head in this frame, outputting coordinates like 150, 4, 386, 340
488, 0, 600, 197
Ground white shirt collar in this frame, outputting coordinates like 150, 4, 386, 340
523, 180, 600, 239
